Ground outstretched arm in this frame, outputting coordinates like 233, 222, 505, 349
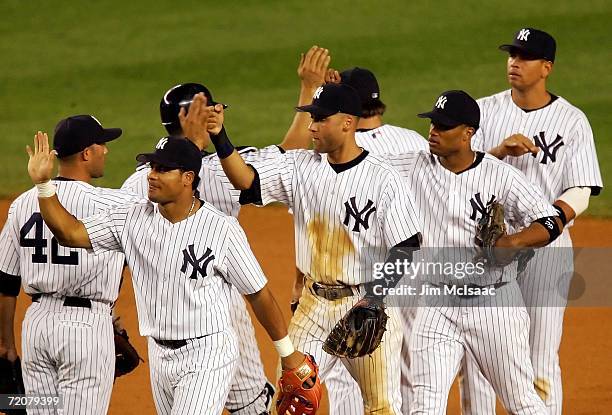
279, 46, 330, 151
26, 132, 91, 248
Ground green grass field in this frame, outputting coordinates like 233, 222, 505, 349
1, 0, 610, 214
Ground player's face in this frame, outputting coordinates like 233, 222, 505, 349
147, 163, 190, 203
507, 52, 552, 90
87, 143, 108, 179
428, 123, 471, 156
308, 113, 348, 153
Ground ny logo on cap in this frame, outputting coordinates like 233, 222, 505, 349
313, 86, 324, 100
517, 29, 531, 41
156, 137, 169, 150
343, 197, 377, 232
181, 245, 215, 279
435, 96, 448, 109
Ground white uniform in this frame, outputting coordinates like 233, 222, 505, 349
81, 198, 268, 414
121, 145, 282, 414
0, 179, 136, 415
244, 149, 422, 414
464, 90, 604, 414
386, 151, 557, 414
324, 125, 428, 415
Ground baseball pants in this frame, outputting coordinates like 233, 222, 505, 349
21, 295, 114, 415
147, 328, 238, 415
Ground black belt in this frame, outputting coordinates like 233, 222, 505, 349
154, 336, 205, 350
31, 294, 92, 308
311, 282, 357, 301
433, 282, 509, 299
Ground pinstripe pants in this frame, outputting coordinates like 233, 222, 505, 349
410, 283, 547, 415
286, 288, 403, 415
21, 296, 114, 415
147, 329, 238, 415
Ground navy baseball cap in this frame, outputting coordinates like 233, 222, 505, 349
296, 83, 362, 119
53, 115, 122, 158
499, 28, 556, 62
136, 137, 202, 174
340, 67, 381, 107
417, 90, 480, 129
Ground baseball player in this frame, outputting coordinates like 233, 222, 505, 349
0, 115, 137, 414
287, 65, 428, 415
462, 28, 604, 415
385, 90, 564, 414
120, 45, 331, 414
209, 82, 423, 414
26, 132, 319, 415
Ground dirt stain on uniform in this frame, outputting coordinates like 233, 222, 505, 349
307, 216, 355, 284
534, 377, 551, 402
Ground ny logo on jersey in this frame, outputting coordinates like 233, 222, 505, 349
156, 137, 169, 150
343, 197, 377, 232
517, 28, 530, 41
313, 86, 324, 100
181, 245, 215, 279
435, 95, 447, 109
469, 193, 497, 221
533, 131, 564, 164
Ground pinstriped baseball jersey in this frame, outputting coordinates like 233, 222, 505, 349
386, 151, 557, 282
0, 180, 138, 302
122, 145, 283, 217
249, 149, 422, 285
472, 90, 603, 204
81, 200, 267, 340
356, 124, 428, 154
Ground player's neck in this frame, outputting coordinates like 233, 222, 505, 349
511, 84, 551, 110
57, 165, 92, 184
327, 138, 363, 164
438, 150, 476, 174
158, 195, 199, 224
357, 116, 383, 130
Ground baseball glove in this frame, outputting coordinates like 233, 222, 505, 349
0, 356, 26, 415
276, 354, 322, 415
323, 297, 388, 359
475, 201, 507, 266
114, 327, 143, 378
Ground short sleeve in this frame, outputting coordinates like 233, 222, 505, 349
505, 169, 558, 229
0, 202, 21, 276
81, 206, 130, 254
378, 173, 422, 248
121, 167, 150, 198
562, 114, 603, 195
222, 218, 268, 295
244, 150, 297, 207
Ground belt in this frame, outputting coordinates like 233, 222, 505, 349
154, 336, 205, 350
31, 294, 92, 308
432, 281, 509, 299
310, 282, 358, 301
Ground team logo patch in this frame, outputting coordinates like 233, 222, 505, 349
156, 137, 169, 150
517, 28, 531, 41
181, 245, 215, 279
313, 86, 324, 100
532, 132, 564, 165
343, 197, 377, 232
469, 193, 497, 221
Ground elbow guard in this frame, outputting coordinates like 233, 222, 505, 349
557, 187, 591, 218
534, 216, 561, 244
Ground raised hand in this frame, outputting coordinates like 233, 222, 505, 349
298, 46, 331, 90
496, 134, 540, 158
207, 103, 225, 135
325, 68, 341, 84
26, 131, 56, 184
178, 92, 213, 150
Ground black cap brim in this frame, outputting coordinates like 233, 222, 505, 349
96, 128, 122, 144
498, 45, 544, 60
135, 152, 184, 170
417, 111, 462, 128
296, 105, 338, 119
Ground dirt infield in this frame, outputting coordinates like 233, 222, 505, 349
2, 200, 611, 414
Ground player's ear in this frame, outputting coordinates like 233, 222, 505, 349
542, 60, 553, 79
182, 171, 195, 188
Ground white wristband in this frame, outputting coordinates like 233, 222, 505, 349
36, 181, 56, 198
273, 335, 295, 358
